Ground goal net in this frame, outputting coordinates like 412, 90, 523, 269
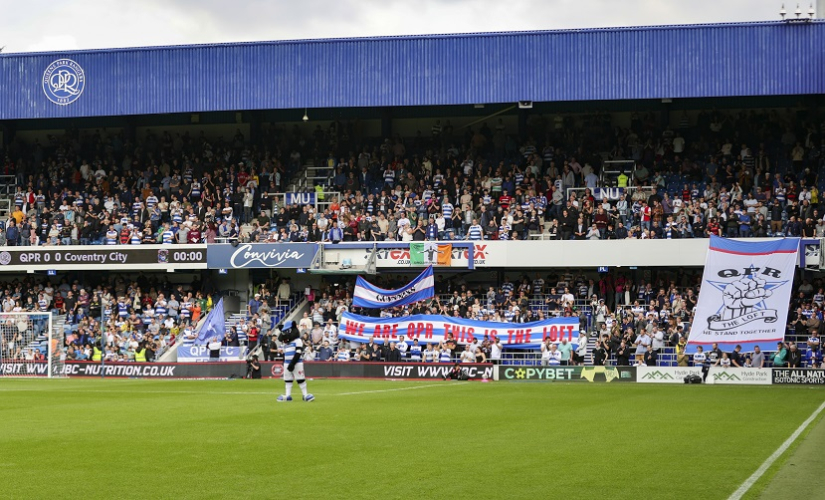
0, 313, 61, 378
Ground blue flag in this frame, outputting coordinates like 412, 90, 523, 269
353, 266, 435, 308
195, 298, 226, 345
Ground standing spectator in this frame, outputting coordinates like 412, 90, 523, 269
364, 337, 380, 361
730, 345, 744, 367
615, 340, 631, 366
643, 345, 658, 366
540, 338, 553, 366
6, 221, 19, 246
317, 341, 334, 361
572, 335, 588, 365
386, 342, 402, 362
298, 312, 313, 332
676, 337, 689, 366
787, 342, 803, 368
558, 338, 573, 365
592, 338, 608, 365
750, 346, 765, 368
772, 342, 788, 367
247, 293, 261, 317
651, 327, 665, 353
634, 330, 651, 365
277, 279, 291, 308
396, 335, 408, 359
208, 336, 221, 361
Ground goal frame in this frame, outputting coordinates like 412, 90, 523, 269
0, 312, 58, 378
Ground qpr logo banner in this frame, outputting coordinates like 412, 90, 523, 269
686, 236, 799, 353
43, 59, 86, 105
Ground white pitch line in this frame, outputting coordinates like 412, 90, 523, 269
0, 382, 469, 398
0, 388, 274, 396
728, 399, 825, 500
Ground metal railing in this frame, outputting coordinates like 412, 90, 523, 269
0, 198, 11, 218
0, 176, 17, 196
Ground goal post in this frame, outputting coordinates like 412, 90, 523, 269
0, 312, 61, 378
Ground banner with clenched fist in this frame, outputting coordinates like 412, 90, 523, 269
686, 236, 800, 354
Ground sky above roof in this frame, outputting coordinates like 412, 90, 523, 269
0, 0, 808, 53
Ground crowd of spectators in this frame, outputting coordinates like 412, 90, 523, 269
289, 271, 692, 363
0, 128, 283, 246
3, 266, 821, 367
281, 269, 824, 367
243, 109, 825, 242
0, 273, 227, 363
0, 107, 823, 246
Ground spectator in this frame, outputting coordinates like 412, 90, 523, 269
385, 342, 402, 362
730, 345, 744, 367
643, 345, 657, 366
772, 342, 788, 367
316, 340, 333, 361
719, 352, 731, 367
634, 330, 651, 365
557, 338, 573, 365
787, 342, 803, 368
750, 346, 765, 368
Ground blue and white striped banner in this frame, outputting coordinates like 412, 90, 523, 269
338, 312, 580, 348
353, 266, 434, 308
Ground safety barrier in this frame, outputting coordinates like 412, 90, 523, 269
493, 365, 825, 385
2, 360, 821, 385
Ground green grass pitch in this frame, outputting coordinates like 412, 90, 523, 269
0, 378, 822, 499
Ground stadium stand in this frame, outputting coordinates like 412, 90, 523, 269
287, 269, 824, 369
0, 107, 822, 246
0, 106, 822, 370
0, 274, 301, 363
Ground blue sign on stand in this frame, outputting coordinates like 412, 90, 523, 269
177, 345, 245, 362
286, 192, 316, 205
207, 243, 319, 269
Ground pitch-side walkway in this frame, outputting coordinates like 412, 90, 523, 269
758, 412, 825, 499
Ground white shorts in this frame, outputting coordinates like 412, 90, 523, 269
284, 362, 305, 382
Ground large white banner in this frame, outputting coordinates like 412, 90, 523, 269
686, 236, 799, 354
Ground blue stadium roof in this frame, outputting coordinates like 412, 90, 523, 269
1, 21, 823, 120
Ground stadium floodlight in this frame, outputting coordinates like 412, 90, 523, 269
782, 2, 814, 21
302, 108, 309, 122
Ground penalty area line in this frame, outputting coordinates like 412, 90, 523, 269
728, 399, 825, 500
333, 382, 469, 396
